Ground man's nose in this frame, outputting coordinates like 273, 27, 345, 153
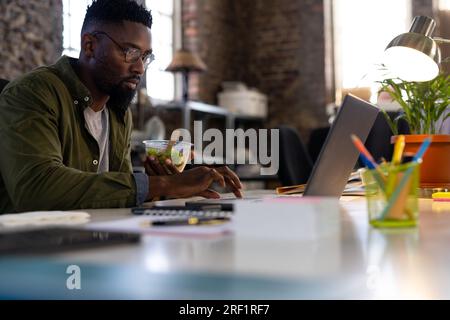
130, 58, 145, 75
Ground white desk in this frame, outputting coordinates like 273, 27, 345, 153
1, 190, 450, 299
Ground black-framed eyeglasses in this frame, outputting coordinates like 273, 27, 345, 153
91, 31, 155, 68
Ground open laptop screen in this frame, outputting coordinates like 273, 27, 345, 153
303, 94, 379, 197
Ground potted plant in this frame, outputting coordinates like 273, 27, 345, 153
378, 73, 450, 188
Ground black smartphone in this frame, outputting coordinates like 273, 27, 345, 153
185, 202, 234, 212
0, 227, 140, 255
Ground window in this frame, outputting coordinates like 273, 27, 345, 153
332, 0, 412, 103
62, 0, 93, 57
145, 0, 177, 101
62, 0, 178, 101
440, 0, 450, 9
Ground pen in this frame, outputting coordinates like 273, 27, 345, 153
141, 216, 231, 227
351, 134, 378, 166
359, 153, 376, 170
412, 137, 432, 162
359, 154, 386, 190
352, 134, 387, 182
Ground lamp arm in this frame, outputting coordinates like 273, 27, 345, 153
433, 37, 450, 44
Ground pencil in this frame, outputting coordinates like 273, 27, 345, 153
351, 134, 377, 165
352, 134, 386, 182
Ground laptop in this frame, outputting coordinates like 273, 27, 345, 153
303, 94, 379, 197
214, 94, 377, 198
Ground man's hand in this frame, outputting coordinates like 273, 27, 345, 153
147, 166, 243, 200
211, 166, 243, 198
144, 156, 180, 175
144, 150, 195, 176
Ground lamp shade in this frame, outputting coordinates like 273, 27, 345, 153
384, 16, 441, 82
165, 49, 207, 73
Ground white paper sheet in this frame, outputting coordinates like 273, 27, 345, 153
0, 211, 90, 227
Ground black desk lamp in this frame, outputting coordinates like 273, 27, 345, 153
165, 49, 207, 103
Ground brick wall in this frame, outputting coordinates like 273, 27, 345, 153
0, 0, 63, 80
437, 9, 450, 74
411, 0, 449, 73
182, 0, 329, 139
412, 0, 436, 18
237, 0, 329, 138
181, 0, 448, 139
2, 1, 440, 140
182, 0, 240, 104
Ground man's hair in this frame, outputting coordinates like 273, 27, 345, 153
81, 0, 152, 33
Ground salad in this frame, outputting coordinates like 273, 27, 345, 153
147, 147, 187, 171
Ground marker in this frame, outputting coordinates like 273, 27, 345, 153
432, 192, 450, 202
140, 216, 230, 227
392, 135, 405, 165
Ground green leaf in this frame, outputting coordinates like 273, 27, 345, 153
377, 73, 450, 134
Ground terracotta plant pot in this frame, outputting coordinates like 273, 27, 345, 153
391, 135, 450, 188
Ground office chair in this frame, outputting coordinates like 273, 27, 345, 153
364, 112, 395, 162
363, 111, 410, 164
308, 126, 330, 164
0, 79, 9, 93
277, 126, 313, 186
308, 113, 411, 170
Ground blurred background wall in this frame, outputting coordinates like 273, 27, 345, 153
182, 0, 330, 138
0, 0, 447, 141
0, 0, 63, 80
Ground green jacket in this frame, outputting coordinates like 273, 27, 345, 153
0, 56, 139, 213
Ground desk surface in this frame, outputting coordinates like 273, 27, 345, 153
1, 190, 450, 299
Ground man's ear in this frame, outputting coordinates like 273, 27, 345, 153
81, 33, 96, 58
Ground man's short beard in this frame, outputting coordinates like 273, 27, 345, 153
106, 84, 136, 114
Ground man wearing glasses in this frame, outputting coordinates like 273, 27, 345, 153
0, 0, 242, 213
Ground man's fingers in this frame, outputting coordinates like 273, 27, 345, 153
149, 156, 167, 175
164, 158, 180, 174
217, 166, 243, 189
144, 159, 157, 176
223, 175, 238, 190
224, 175, 243, 198
197, 189, 221, 199
209, 168, 226, 187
